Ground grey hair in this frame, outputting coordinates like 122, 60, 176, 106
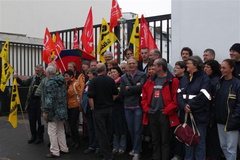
127, 56, 137, 63
187, 55, 204, 70
104, 51, 113, 56
35, 64, 43, 70
204, 48, 215, 57
46, 66, 56, 75
152, 49, 162, 58
120, 60, 127, 65
155, 58, 167, 71
97, 63, 106, 73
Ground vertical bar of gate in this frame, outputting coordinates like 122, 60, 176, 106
94, 27, 98, 59
69, 30, 72, 49
114, 25, 120, 63
167, 19, 170, 62
160, 20, 163, 59
126, 20, 133, 54
27, 45, 31, 75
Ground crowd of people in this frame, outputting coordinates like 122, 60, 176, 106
13, 43, 240, 160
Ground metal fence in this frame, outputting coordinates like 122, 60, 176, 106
0, 41, 44, 85
51, 14, 171, 62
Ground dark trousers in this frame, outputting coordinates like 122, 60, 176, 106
149, 111, 171, 160
171, 126, 185, 159
93, 107, 113, 159
68, 107, 80, 143
86, 108, 99, 149
206, 124, 222, 159
28, 98, 44, 139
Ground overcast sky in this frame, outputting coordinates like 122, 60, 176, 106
119, 0, 171, 17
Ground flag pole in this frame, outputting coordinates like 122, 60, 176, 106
19, 103, 31, 139
116, 39, 125, 58
58, 55, 67, 72
53, 52, 66, 72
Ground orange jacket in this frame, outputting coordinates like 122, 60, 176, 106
67, 75, 85, 110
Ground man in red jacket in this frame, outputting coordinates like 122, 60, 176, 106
141, 58, 180, 160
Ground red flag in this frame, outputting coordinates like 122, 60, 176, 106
140, 15, 158, 50
81, 7, 94, 54
55, 31, 65, 55
42, 28, 55, 64
73, 28, 79, 49
110, 0, 122, 32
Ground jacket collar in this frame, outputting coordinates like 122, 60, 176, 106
150, 71, 174, 83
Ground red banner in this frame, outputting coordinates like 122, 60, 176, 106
81, 7, 94, 54
110, 0, 122, 32
140, 15, 158, 50
55, 31, 65, 55
42, 28, 55, 64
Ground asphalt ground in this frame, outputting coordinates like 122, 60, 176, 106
0, 113, 152, 160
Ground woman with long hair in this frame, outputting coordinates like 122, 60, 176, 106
214, 59, 240, 160
204, 60, 222, 160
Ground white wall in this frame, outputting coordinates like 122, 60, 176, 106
171, 0, 240, 64
0, 0, 111, 39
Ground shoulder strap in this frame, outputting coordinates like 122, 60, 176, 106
73, 82, 80, 102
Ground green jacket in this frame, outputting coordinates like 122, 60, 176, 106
35, 77, 49, 110
16, 73, 46, 110
44, 75, 67, 122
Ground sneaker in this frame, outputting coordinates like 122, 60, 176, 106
171, 155, 181, 160
84, 148, 95, 154
118, 149, 125, 155
132, 154, 140, 160
95, 148, 102, 158
129, 150, 134, 156
112, 149, 118, 154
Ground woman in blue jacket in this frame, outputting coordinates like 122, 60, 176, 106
177, 56, 211, 160
204, 60, 222, 160
215, 59, 240, 160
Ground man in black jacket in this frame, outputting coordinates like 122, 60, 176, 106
13, 64, 46, 144
138, 47, 150, 73
88, 63, 118, 160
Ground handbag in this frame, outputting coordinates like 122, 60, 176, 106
174, 112, 201, 146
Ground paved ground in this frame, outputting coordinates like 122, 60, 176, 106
0, 113, 152, 160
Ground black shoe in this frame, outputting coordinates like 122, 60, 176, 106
73, 142, 81, 149
95, 148, 102, 158
84, 148, 95, 154
45, 152, 58, 158
28, 137, 37, 144
35, 139, 44, 144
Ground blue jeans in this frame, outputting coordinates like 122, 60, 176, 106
124, 108, 143, 154
184, 125, 207, 160
217, 124, 239, 160
113, 134, 126, 151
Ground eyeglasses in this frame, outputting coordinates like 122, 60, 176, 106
174, 67, 182, 69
